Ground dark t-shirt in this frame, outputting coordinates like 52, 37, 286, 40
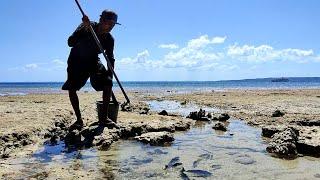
67, 22, 115, 70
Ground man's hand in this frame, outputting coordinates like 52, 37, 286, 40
82, 15, 90, 28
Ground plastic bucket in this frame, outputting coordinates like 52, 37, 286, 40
96, 101, 119, 123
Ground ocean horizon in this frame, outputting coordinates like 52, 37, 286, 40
1, 77, 320, 96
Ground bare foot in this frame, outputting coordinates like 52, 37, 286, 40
69, 120, 84, 131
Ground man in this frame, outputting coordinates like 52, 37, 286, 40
62, 10, 120, 128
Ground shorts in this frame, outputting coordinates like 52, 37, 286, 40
62, 60, 113, 91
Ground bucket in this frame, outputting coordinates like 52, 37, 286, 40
96, 101, 119, 123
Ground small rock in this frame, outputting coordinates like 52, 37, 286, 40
1, 148, 10, 158
50, 135, 59, 144
217, 113, 230, 121
207, 113, 212, 119
139, 107, 150, 114
234, 155, 256, 165
158, 110, 169, 116
135, 131, 174, 146
180, 100, 187, 105
212, 122, 227, 131
272, 110, 285, 117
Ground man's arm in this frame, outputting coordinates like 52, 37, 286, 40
67, 24, 84, 47
68, 15, 90, 47
102, 33, 115, 65
104, 35, 115, 76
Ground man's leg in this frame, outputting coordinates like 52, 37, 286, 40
102, 85, 112, 121
68, 90, 82, 123
101, 86, 119, 128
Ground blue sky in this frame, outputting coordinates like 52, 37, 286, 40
1, 0, 320, 82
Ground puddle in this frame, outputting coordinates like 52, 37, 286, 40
1, 101, 319, 179
148, 100, 220, 116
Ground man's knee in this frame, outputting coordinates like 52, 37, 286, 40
103, 85, 112, 91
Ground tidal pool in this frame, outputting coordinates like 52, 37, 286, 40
1, 101, 319, 179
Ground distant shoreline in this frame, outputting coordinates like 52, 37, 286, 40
1, 76, 320, 83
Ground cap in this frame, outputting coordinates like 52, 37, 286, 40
100, 10, 121, 25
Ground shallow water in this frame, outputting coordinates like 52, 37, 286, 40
148, 100, 221, 116
1, 101, 320, 179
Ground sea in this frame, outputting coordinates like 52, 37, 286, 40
1, 77, 320, 96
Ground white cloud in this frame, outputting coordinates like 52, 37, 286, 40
24, 63, 38, 70
227, 44, 314, 62
136, 50, 150, 63
118, 50, 160, 70
118, 35, 226, 71
314, 56, 320, 62
158, 44, 179, 49
118, 35, 319, 73
187, 35, 227, 49
212, 36, 227, 44
52, 59, 66, 66
9, 59, 67, 72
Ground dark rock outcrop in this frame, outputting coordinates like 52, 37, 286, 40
187, 109, 206, 121
263, 125, 320, 157
174, 121, 191, 131
266, 128, 299, 159
65, 123, 121, 149
296, 127, 320, 156
262, 125, 286, 138
296, 119, 320, 126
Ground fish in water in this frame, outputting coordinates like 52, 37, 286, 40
164, 156, 182, 169
192, 159, 202, 168
184, 169, 212, 177
193, 153, 213, 168
199, 153, 213, 160
147, 149, 168, 155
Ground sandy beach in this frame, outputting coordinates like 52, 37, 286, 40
1, 89, 320, 178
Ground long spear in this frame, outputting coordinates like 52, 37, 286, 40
74, 0, 130, 104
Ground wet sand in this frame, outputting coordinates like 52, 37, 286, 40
1, 89, 320, 178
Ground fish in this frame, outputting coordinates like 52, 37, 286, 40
184, 169, 212, 177
164, 156, 182, 169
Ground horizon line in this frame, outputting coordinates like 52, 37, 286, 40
1, 76, 320, 83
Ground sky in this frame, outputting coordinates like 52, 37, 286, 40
1, 0, 320, 82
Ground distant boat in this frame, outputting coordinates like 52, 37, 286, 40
271, 77, 289, 82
